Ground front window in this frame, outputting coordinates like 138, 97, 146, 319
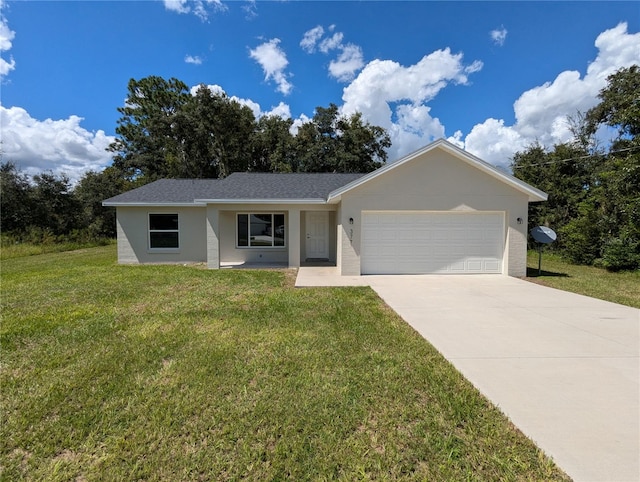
237, 213, 285, 247
149, 213, 179, 249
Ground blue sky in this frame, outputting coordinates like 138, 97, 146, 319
1, 1, 639, 182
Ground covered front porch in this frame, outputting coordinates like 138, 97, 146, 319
205, 205, 340, 269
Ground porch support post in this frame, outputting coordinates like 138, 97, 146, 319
288, 208, 301, 268
206, 205, 220, 269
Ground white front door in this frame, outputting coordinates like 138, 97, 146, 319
306, 211, 329, 259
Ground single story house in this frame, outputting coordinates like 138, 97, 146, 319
103, 138, 547, 277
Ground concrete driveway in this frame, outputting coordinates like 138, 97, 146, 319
296, 269, 640, 482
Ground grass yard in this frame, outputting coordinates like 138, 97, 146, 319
0, 237, 116, 261
1, 245, 570, 481
527, 250, 640, 309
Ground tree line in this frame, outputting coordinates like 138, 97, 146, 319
1, 75, 391, 243
109, 76, 391, 181
512, 65, 639, 271
0, 163, 128, 241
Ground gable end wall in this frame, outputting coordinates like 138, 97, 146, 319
338, 150, 530, 276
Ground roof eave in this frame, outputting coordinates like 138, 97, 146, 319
104, 198, 330, 206
102, 202, 205, 207
194, 198, 328, 205
529, 192, 548, 202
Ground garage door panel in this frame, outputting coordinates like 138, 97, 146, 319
466, 260, 483, 271
362, 212, 504, 275
484, 259, 502, 271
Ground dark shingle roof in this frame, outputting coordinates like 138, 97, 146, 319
207, 173, 364, 200
103, 173, 365, 205
102, 179, 222, 204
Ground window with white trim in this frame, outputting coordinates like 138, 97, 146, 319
149, 213, 179, 249
237, 213, 285, 248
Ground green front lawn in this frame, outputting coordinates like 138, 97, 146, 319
527, 250, 640, 308
1, 246, 569, 481
0, 236, 115, 260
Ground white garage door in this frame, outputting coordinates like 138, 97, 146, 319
361, 212, 504, 274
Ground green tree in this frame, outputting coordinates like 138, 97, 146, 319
31, 171, 82, 236
0, 161, 34, 233
173, 85, 256, 178
108, 76, 191, 182
250, 115, 295, 172
295, 103, 390, 173
295, 104, 340, 172
559, 198, 604, 265
107, 76, 392, 179
584, 65, 640, 270
513, 65, 640, 270
335, 112, 391, 172
74, 167, 133, 238
586, 65, 640, 140
512, 141, 597, 245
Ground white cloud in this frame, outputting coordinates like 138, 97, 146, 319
184, 54, 203, 65
300, 25, 324, 53
341, 48, 483, 160
0, 15, 13, 50
249, 38, 292, 95
462, 22, 640, 170
190, 83, 225, 97
242, 0, 257, 19
237, 98, 262, 118
301, 25, 365, 82
0, 105, 115, 183
264, 101, 291, 119
328, 44, 365, 82
587, 22, 640, 83
319, 32, 344, 53
163, 0, 226, 21
464, 118, 526, 166
511, 70, 589, 140
289, 113, 311, 136
0, 1, 16, 77
490, 26, 508, 46
164, 0, 190, 14
447, 130, 465, 149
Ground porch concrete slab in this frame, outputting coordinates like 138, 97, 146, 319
295, 266, 369, 287
221, 261, 289, 269
367, 275, 640, 482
